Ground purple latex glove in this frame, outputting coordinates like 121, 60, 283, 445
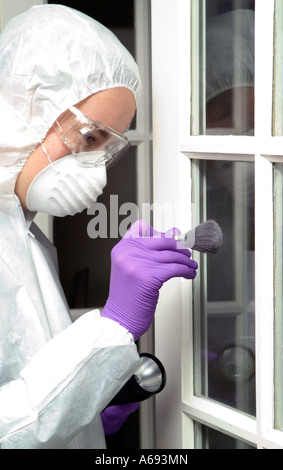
101, 403, 140, 435
102, 220, 198, 341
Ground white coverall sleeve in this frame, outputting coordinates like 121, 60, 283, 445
0, 310, 139, 449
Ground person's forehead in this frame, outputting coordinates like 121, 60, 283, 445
74, 88, 136, 132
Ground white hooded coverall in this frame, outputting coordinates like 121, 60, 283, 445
0, 5, 142, 449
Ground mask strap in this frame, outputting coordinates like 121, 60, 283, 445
40, 142, 60, 175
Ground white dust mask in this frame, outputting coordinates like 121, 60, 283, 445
26, 155, 107, 217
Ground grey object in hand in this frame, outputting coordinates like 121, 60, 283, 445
176, 220, 223, 254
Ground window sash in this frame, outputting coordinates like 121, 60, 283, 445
187, 0, 277, 448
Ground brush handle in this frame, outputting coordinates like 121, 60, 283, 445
174, 229, 195, 249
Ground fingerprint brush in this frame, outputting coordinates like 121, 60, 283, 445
175, 219, 223, 254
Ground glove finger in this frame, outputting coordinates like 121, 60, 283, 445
103, 402, 140, 418
140, 235, 191, 254
125, 221, 181, 240
157, 263, 198, 282
152, 249, 197, 268
101, 402, 140, 435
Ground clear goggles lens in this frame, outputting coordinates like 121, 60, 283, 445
53, 106, 130, 168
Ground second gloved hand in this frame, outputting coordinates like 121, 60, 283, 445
102, 220, 198, 341
101, 403, 140, 435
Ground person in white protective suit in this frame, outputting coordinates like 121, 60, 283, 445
0, 5, 198, 449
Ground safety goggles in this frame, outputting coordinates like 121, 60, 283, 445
53, 106, 130, 168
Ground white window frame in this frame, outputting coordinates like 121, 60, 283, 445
152, 0, 283, 449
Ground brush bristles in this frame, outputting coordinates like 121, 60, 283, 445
177, 220, 223, 254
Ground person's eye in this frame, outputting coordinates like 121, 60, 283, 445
83, 133, 96, 144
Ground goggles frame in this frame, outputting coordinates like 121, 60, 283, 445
53, 106, 130, 168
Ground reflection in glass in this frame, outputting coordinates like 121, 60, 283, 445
195, 423, 255, 449
192, 160, 255, 416
274, 163, 283, 430
191, 1, 255, 135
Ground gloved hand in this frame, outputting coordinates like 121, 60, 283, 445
101, 402, 140, 435
102, 220, 198, 341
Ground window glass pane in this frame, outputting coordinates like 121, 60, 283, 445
192, 160, 255, 416
191, 0, 255, 135
274, 163, 283, 430
54, 147, 138, 309
195, 423, 255, 449
273, 0, 283, 135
